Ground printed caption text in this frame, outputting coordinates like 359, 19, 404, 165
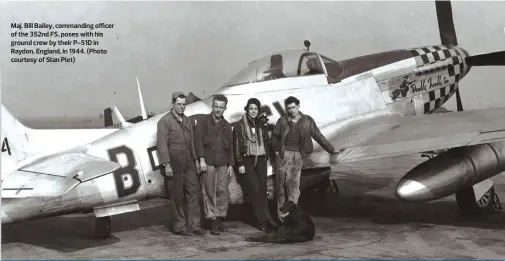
10, 22, 114, 64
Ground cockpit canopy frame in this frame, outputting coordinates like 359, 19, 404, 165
222, 49, 344, 88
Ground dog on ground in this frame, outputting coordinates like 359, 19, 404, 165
245, 200, 315, 243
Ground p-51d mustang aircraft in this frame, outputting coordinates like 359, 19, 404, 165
2, 0, 505, 239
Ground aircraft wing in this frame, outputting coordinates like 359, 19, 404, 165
326, 106, 505, 164
1, 153, 121, 198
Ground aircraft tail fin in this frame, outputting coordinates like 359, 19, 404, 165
2, 103, 119, 176
1, 103, 32, 174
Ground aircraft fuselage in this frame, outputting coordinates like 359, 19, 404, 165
1, 44, 472, 224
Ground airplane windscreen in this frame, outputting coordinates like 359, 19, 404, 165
319, 55, 345, 84
222, 49, 325, 88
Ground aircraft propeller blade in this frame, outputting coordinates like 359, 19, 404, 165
435, 0, 458, 46
435, 0, 464, 112
465, 51, 505, 66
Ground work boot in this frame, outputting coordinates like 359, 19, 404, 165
174, 228, 193, 236
193, 227, 207, 236
259, 222, 267, 231
259, 219, 277, 232
211, 219, 220, 235
266, 220, 277, 231
218, 218, 228, 232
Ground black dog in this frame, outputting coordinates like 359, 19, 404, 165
245, 200, 315, 243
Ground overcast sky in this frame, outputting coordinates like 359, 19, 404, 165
2, 1, 505, 128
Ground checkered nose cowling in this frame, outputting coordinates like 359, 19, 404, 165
455, 46, 471, 79
409, 45, 470, 80
408, 45, 470, 114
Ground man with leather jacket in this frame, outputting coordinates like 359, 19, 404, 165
271, 96, 343, 221
233, 98, 277, 232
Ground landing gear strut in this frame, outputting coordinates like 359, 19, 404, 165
94, 216, 111, 239
456, 186, 502, 215
492, 193, 502, 211
329, 179, 340, 194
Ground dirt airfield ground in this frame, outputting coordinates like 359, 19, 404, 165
2, 154, 505, 259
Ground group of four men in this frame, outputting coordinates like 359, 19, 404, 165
156, 91, 339, 236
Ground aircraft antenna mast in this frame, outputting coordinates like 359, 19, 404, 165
136, 77, 148, 120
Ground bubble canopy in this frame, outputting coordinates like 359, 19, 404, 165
222, 49, 343, 88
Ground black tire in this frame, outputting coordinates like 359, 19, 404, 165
95, 216, 111, 239
456, 186, 496, 215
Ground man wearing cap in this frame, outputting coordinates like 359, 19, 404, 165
156, 91, 207, 236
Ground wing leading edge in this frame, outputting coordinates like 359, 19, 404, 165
326, 106, 505, 164
1, 153, 121, 198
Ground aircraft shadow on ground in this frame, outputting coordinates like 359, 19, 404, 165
1, 215, 122, 252
2, 185, 504, 253
1, 201, 178, 253
0, 199, 263, 253
297, 190, 505, 231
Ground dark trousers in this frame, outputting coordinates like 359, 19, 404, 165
242, 155, 272, 224
169, 150, 200, 232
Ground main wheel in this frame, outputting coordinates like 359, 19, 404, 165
456, 186, 497, 215
95, 216, 111, 239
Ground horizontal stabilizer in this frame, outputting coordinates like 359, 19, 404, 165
2, 152, 121, 198
20, 152, 120, 179
2, 170, 80, 198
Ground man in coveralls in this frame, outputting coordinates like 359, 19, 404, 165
156, 91, 207, 236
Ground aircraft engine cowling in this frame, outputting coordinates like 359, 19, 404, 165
395, 141, 505, 202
